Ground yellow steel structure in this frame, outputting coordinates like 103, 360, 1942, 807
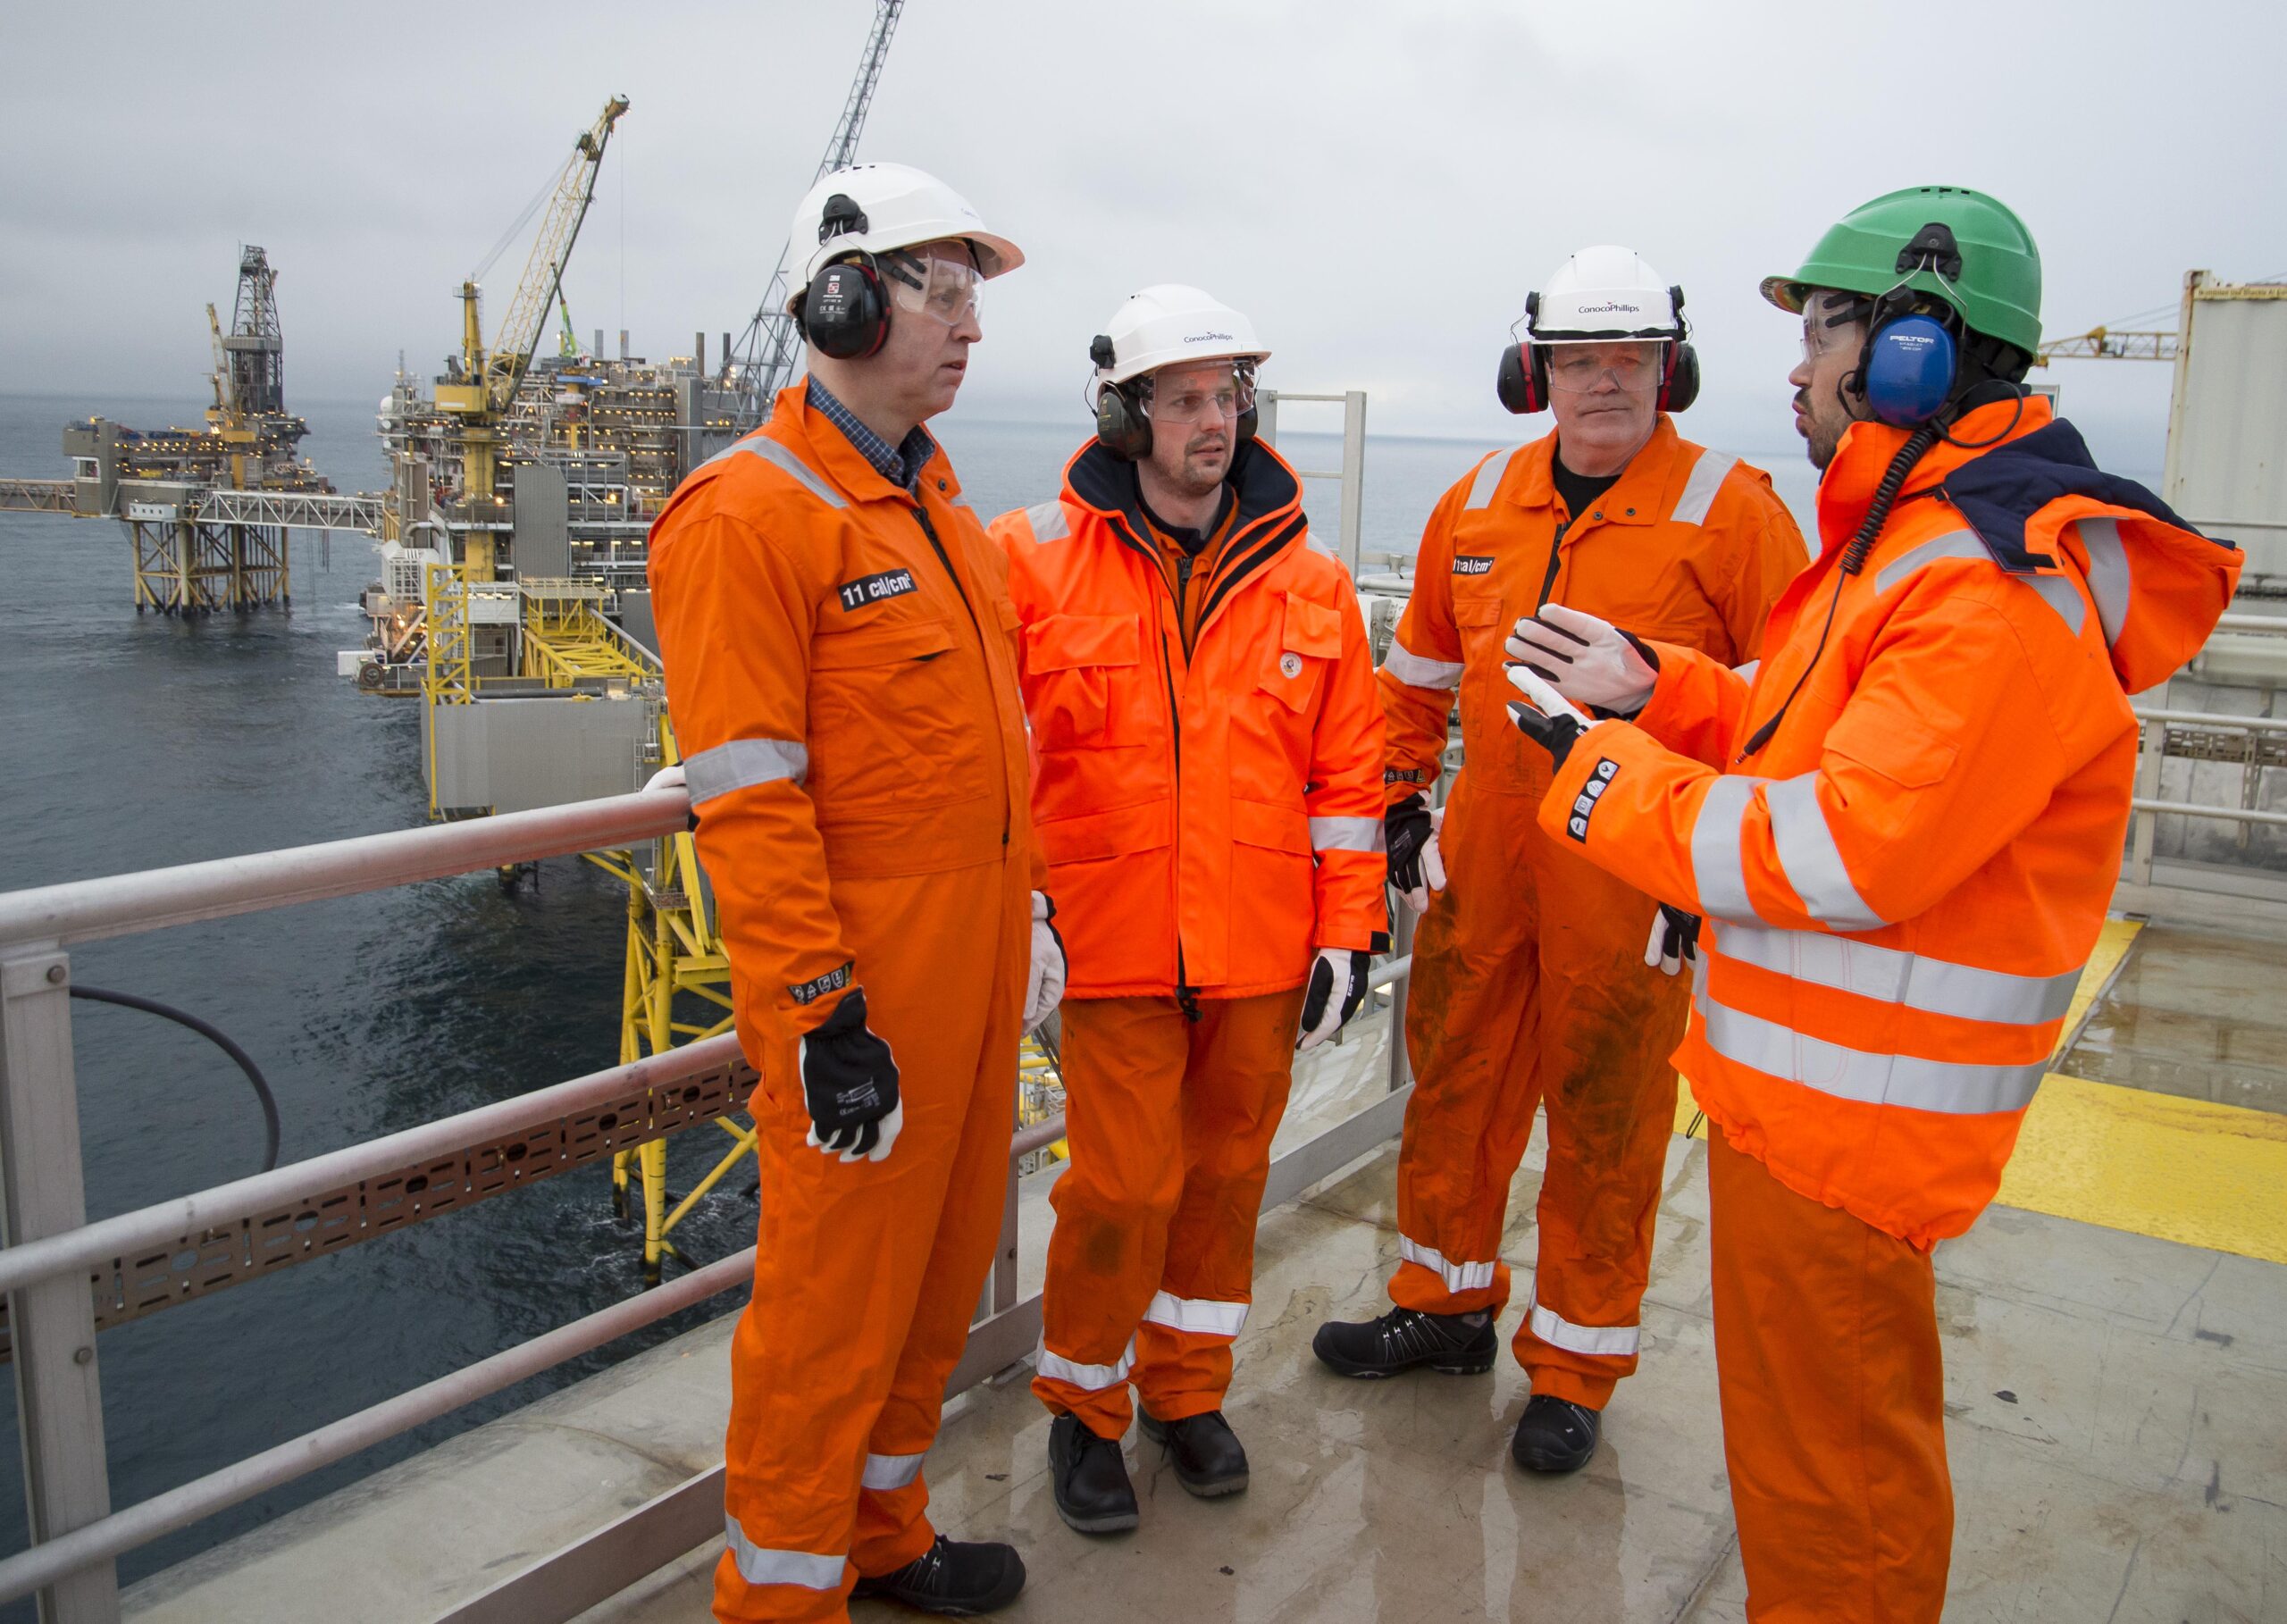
516, 579, 650, 688
421, 561, 478, 818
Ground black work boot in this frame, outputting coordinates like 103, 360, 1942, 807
1138, 1408, 1250, 1497
1511, 1394, 1601, 1474
1311, 1306, 1497, 1377
1048, 1412, 1139, 1534
851, 1535, 1026, 1615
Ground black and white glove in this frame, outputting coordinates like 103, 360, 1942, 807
1298, 946, 1373, 1052
1504, 664, 1594, 770
1645, 905, 1701, 976
1025, 892, 1067, 1032
1384, 794, 1448, 916
1504, 604, 1661, 716
798, 987, 903, 1163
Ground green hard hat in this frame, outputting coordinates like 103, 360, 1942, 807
1761, 185, 2042, 356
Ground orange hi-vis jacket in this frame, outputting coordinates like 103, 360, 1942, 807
1537, 398, 2241, 1248
991, 438, 1386, 999
1381, 416, 1805, 806
648, 383, 1038, 1054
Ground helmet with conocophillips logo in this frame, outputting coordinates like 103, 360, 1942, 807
1498, 245, 1698, 414
790, 162, 1024, 289
1090, 285, 1270, 386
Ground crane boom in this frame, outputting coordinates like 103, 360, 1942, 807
2036, 326, 2180, 364
487, 96, 629, 412
725, 0, 905, 420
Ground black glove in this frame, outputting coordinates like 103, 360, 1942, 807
1504, 662, 1592, 769
1645, 905, 1701, 976
1298, 945, 1377, 1051
1385, 794, 1445, 912
798, 986, 902, 1162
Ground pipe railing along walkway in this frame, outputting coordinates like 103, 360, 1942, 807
0, 789, 1418, 1622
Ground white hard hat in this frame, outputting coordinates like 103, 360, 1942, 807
792, 162, 1024, 288
1091, 284, 1270, 386
1528, 246, 1684, 341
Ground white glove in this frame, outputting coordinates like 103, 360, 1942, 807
643, 763, 687, 793
1504, 603, 1659, 716
1387, 799, 1448, 916
1644, 905, 1701, 977
1297, 946, 1371, 1051
1024, 892, 1067, 1032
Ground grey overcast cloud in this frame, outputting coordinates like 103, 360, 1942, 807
4, 0, 2280, 473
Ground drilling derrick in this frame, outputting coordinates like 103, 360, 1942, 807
224, 247, 288, 418
721, 0, 904, 425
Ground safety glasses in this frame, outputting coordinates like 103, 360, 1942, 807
1141, 364, 1258, 426
880, 248, 983, 328
1799, 289, 1869, 364
1541, 340, 1663, 393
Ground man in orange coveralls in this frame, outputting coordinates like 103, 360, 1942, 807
990, 285, 1386, 1535
1504, 188, 2240, 1619
1313, 246, 1805, 1475
648, 162, 1060, 1622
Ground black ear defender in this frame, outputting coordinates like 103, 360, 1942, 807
1090, 334, 1153, 461
1657, 285, 1701, 412
798, 193, 891, 360
1497, 290, 1545, 414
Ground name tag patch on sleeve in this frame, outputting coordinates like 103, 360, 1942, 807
837, 568, 917, 612
1452, 555, 1495, 576
1566, 758, 1621, 843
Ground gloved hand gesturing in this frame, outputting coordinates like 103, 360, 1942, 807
1385, 794, 1447, 916
1025, 891, 1067, 1032
1644, 904, 1701, 976
1504, 604, 1661, 716
799, 986, 903, 1164
1297, 946, 1373, 1052
1504, 664, 1594, 769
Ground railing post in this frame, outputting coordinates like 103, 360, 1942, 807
2132, 710, 2166, 886
1385, 903, 1414, 1094
0, 945, 120, 1624
1256, 388, 1279, 448
1340, 390, 1368, 578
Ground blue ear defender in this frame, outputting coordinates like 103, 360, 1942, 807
1862, 311, 1957, 426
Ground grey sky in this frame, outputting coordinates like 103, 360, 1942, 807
4, 0, 2281, 475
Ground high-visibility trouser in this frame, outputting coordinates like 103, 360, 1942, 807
1706, 1125, 1951, 1623
714, 850, 1029, 1624
1388, 774, 1691, 1408
1034, 986, 1308, 1438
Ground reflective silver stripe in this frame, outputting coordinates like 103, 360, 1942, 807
2023, 572, 2088, 637
1382, 637, 1464, 691
1670, 450, 1738, 527
1699, 996, 2048, 1115
861, 1451, 926, 1491
1144, 1291, 1248, 1338
1689, 775, 1766, 925
1036, 1337, 1134, 1392
1524, 1288, 1640, 1358
1024, 499, 1069, 543
2079, 518, 2131, 648
1873, 529, 1986, 597
1463, 450, 1515, 510
1764, 774, 1883, 932
728, 438, 846, 508
1398, 1235, 1497, 1293
1732, 659, 1760, 684
683, 737, 808, 805
1310, 816, 1385, 853
724, 1517, 844, 1590
1711, 922, 2082, 1027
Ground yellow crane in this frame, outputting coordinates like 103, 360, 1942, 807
432, 94, 627, 578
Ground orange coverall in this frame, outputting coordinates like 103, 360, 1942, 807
993, 435, 1386, 1437
649, 383, 1038, 1623
1534, 399, 2238, 1617
1380, 417, 1803, 1407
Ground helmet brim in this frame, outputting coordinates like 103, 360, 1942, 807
1759, 276, 1809, 314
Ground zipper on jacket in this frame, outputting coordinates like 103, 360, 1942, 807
1533, 519, 1571, 613
910, 502, 1009, 843
1157, 608, 1201, 1020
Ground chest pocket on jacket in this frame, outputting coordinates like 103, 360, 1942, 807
1452, 594, 1507, 674
808, 615, 968, 809
1258, 592, 1341, 715
1024, 612, 1143, 749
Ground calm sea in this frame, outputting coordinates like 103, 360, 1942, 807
0, 389, 1822, 1597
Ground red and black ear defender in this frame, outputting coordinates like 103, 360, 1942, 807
1089, 335, 1261, 465
798, 193, 892, 360
1497, 286, 1702, 414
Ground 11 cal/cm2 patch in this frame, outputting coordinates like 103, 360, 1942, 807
837, 568, 918, 612
1566, 758, 1621, 842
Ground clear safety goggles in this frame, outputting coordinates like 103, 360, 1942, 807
1539, 339, 1664, 393
879, 247, 983, 328
1140, 363, 1258, 426
1798, 289, 1870, 364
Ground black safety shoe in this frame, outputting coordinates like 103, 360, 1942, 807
1511, 1394, 1601, 1474
851, 1535, 1026, 1615
1048, 1412, 1139, 1534
1311, 1306, 1498, 1377
1139, 1408, 1250, 1497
